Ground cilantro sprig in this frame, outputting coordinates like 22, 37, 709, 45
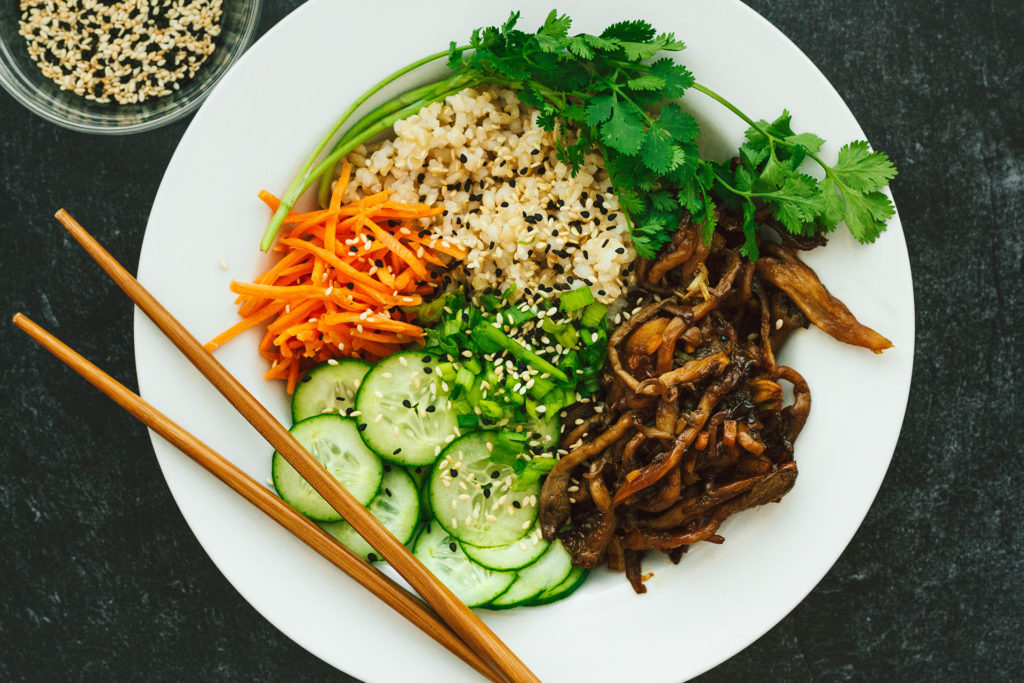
261, 11, 897, 260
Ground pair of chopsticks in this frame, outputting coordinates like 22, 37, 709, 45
13, 210, 537, 683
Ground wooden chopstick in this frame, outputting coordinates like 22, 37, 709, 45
53, 210, 538, 683
12, 313, 500, 682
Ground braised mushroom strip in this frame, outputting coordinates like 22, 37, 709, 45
539, 213, 892, 593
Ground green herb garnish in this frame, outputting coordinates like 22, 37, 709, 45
262, 11, 897, 260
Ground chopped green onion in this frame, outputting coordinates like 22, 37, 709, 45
580, 301, 608, 328
501, 306, 536, 327
554, 325, 578, 350
436, 362, 458, 382
473, 324, 568, 383
559, 286, 594, 312
479, 293, 503, 311
457, 413, 479, 429
540, 317, 562, 335
528, 376, 556, 400
455, 366, 475, 389
478, 399, 504, 419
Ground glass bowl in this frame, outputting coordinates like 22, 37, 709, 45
0, 1, 262, 134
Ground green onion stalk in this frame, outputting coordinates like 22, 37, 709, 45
260, 46, 473, 251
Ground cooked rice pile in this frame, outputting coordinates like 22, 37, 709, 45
341, 87, 636, 304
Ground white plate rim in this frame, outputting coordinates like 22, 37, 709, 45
134, 1, 915, 680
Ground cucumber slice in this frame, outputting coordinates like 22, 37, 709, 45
405, 464, 434, 522
412, 522, 515, 607
292, 358, 370, 422
428, 432, 540, 548
405, 463, 430, 488
272, 415, 383, 522
355, 350, 458, 466
486, 540, 574, 609
319, 466, 419, 562
530, 566, 588, 606
461, 523, 549, 571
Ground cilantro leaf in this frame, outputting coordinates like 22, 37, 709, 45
538, 10, 572, 38
584, 94, 615, 127
619, 40, 663, 61
601, 20, 656, 43
785, 132, 824, 154
647, 58, 694, 98
626, 74, 666, 91
832, 141, 898, 192
842, 189, 894, 242
762, 174, 826, 234
640, 127, 677, 173
601, 102, 645, 155
566, 35, 594, 60
656, 103, 699, 142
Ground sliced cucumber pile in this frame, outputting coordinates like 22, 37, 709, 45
355, 350, 458, 466
487, 540, 573, 609
428, 432, 541, 548
412, 522, 516, 607
320, 466, 419, 561
531, 566, 588, 606
272, 415, 383, 521
461, 523, 549, 571
291, 358, 370, 422
270, 355, 586, 609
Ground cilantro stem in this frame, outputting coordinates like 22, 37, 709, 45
694, 81, 842, 184
691, 82, 763, 132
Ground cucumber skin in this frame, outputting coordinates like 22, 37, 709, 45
481, 582, 547, 610
426, 432, 540, 548
319, 466, 419, 561
412, 523, 516, 608
459, 528, 550, 572
271, 415, 383, 522
291, 358, 370, 423
527, 568, 589, 606
354, 350, 457, 467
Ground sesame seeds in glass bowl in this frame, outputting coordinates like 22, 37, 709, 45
0, 0, 262, 134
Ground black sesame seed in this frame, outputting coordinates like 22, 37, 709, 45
490, 471, 500, 479
402, 399, 412, 408
449, 542, 458, 552
459, 153, 468, 163
426, 405, 436, 413
450, 468, 459, 477
512, 500, 522, 509
393, 448, 403, 455
367, 553, 378, 562
384, 488, 392, 497
483, 488, 491, 498
357, 423, 367, 431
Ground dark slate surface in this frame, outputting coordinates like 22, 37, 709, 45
1, 1, 1021, 680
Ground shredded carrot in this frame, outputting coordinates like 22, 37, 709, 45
208, 184, 465, 392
